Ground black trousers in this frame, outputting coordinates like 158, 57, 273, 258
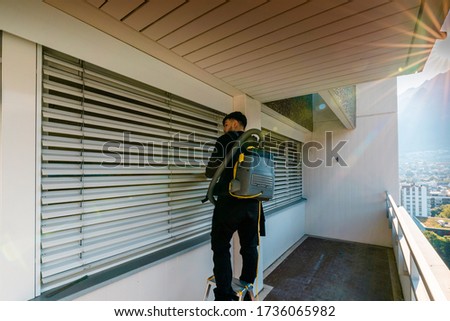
210, 197, 260, 300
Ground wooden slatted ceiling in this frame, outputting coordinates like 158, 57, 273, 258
98, 0, 145, 20
48, 0, 449, 102
201, 1, 414, 72
140, 1, 228, 40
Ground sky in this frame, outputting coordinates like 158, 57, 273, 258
397, 10, 450, 95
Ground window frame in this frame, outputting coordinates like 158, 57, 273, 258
36, 47, 224, 299
261, 129, 304, 215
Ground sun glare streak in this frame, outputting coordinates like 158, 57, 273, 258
422, 2, 449, 38
372, 48, 432, 63
387, 56, 430, 78
410, 31, 445, 44
394, 3, 448, 45
366, 40, 434, 49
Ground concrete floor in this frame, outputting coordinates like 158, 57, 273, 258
263, 236, 403, 301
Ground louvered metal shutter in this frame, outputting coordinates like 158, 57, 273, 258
39, 48, 223, 293
262, 130, 303, 213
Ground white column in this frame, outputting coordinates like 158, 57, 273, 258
0, 32, 37, 300
233, 94, 262, 130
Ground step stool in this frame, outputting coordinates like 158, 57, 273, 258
204, 275, 255, 301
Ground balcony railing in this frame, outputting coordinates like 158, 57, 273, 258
386, 192, 450, 301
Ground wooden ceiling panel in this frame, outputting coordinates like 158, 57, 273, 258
209, 7, 419, 79
225, 24, 415, 85
44, 0, 448, 103
141, 0, 227, 41
242, 48, 413, 95
100, 0, 145, 20
171, 0, 306, 57
86, 0, 105, 8
187, 0, 347, 66
200, 0, 407, 72
231, 32, 415, 90
156, 0, 267, 49
122, 0, 186, 31
194, 0, 385, 70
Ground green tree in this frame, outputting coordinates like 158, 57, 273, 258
430, 207, 441, 217
437, 204, 450, 218
423, 231, 450, 269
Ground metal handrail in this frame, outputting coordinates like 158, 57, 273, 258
386, 192, 449, 300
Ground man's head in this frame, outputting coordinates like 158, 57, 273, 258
222, 111, 247, 133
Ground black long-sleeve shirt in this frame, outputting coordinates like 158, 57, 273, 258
205, 131, 243, 197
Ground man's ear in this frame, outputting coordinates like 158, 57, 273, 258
231, 119, 239, 130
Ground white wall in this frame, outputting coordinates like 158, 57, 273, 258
304, 78, 399, 247
0, 32, 37, 300
75, 244, 213, 301
261, 202, 306, 271
0, 0, 308, 300
258, 106, 308, 290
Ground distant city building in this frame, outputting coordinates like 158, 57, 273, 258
429, 195, 450, 209
400, 184, 429, 217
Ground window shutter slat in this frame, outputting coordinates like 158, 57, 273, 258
262, 130, 303, 213
39, 48, 223, 293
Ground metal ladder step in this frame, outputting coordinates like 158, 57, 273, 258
204, 275, 255, 301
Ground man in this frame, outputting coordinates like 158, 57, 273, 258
205, 111, 263, 301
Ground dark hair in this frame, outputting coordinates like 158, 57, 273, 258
222, 111, 247, 129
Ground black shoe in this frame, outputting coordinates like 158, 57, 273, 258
214, 288, 239, 301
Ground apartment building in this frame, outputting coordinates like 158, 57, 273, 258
401, 184, 429, 217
